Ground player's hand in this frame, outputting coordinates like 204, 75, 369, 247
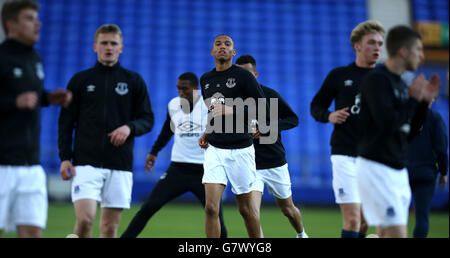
198, 133, 209, 149
408, 74, 428, 101
16, 91, 38, 110
145, 154, 157, 172
422, 74, 441, 103
108, 125, 131, 147
328, 107, 350, 124
253, 128, 261, 139
48, 89, 72, 107
439, 175, 448, 189
60, 160, 76, 180
212, 104, 233, 117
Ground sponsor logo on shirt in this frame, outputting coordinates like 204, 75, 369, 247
13, 67, 23, 78
344, 79, 353, 87
87, 85, 96, 92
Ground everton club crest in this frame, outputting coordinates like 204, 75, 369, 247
115, 82, 129, 95
226, 78, 236, 88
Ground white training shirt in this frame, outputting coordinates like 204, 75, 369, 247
167, 96, 208, 164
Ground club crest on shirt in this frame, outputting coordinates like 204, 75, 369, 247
226, 78, 236, 88
115, 82, 128, 95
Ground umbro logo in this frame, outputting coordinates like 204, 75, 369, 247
344, 80, 353, 86
87, 85, 96, 92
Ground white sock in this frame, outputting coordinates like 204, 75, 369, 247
296, 230, 308, 238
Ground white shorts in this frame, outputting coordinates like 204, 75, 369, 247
202, 145, 257, 195
0, 165, 48, 231
253, 163, 292, 199
331, 155, 360, 204
71, 165, 133, 209
356, 157, 411, 227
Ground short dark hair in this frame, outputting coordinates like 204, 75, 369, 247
235, 54, 256, 68
213, 34, 234, 49
386, 25, 422, 57
94, 24, 123, 42
1, 0, 39, 35
178, 72, 198, 88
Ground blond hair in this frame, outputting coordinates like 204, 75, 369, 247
350, 20, 385, 47
94, 24, 123, 42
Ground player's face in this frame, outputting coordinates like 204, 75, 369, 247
403, 39, 424, 71
355, 32, 383, 67
177, 79, 196, 104
236, 63, 258, 78
8, 8, 40, 45
211, 35, 236, 63
94, 33, 123, 66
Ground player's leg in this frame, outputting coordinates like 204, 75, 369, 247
15, 165, 48, 238
360, 208, 369, 237
410, 176, 436, 238
378, 225, 407, 238
100, 169, 133, 238
204, 183, 226, 238
16, 225, 42, 238
331, 155, 361, 237
191, 172, 228, 238
74, 199, 98, 237
339, 203, 361, 234
235, 191, 262, 238
275, 196, 306, 237
121, 164, 188, 238
250, 190, 264, 237
99, 207, 123, 238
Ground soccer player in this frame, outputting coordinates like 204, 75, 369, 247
356, 25, 441, 238
310, 20, 385, 238
235, 54, 308, 238
198, 34, 266, 238
58, 24, 154, 238
0, 0, 72, 238
407, 101, 448, 238
121, 72, 228, 238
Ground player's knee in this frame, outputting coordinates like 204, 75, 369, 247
100, 220, 119, 237
280, 205, 297, 219
238, 205, 258, 221
346, 216, 360, 230
205, 202, 220, 218
77, 215, 95, 230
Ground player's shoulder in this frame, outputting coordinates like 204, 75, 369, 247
232, 64, 255, 78
200, 68, 216, 83
168, 96, 181, 109
260, 84, 279, 97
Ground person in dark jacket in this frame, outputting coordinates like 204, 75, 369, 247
310, 20, 385, 238
121, 72, 228, 238
407, 104, 448, 238
235, 54, 308, 238
58, 24, 154, 238
356, 25, 440, 238
198, 34, 266, 238
0, 0, 71, 238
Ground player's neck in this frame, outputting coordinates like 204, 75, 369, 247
355, 57, 376, 68
385, 58, 405, 76
215, 61, 232, 72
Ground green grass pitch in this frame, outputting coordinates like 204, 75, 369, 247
2, 202, 448, 238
